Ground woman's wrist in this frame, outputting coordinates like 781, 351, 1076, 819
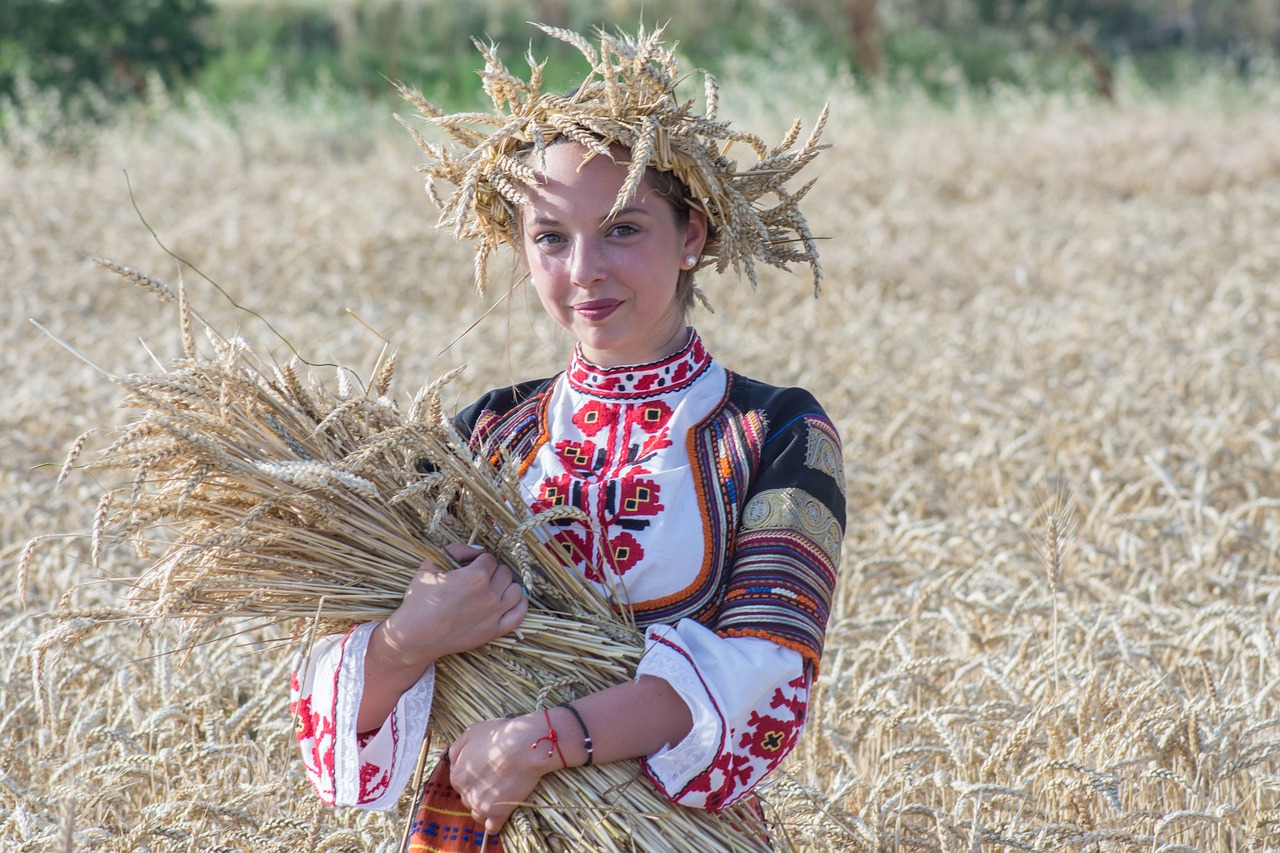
504, 711, 571, 779
368, 618, 437, 678
546, 705, 593, 768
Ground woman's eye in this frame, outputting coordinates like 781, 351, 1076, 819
610, 223, 638, 237
534, 232, 564, 247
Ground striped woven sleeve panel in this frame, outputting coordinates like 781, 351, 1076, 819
455, 377, 557, 466
711, 382, 846, 673
717, 486, 842, 671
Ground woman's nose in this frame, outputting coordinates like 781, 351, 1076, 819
568, 241, 606, 287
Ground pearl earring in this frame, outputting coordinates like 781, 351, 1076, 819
684, 255, 698, 268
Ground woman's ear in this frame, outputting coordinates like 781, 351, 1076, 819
682, 208, 709, 260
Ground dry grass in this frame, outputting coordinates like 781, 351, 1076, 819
4, 72, 1280, 850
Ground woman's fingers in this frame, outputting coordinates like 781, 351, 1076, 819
464, 554, 528, 630
497, 585, 529, 633
399, 552, 526, 656
443, 541, 484, 566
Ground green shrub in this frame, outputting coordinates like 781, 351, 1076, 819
0, 0, 215, 110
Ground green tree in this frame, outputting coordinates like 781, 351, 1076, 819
0, 0, 214, 107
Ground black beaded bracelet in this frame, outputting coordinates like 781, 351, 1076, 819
559, 702, 593, 767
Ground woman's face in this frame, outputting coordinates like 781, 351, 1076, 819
519, 142, 708, 368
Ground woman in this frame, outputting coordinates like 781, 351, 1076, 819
292, 23, 845, 845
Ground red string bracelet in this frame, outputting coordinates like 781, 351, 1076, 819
531, 708, 567, 769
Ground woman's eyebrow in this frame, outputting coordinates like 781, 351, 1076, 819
604, 206, 653, 222
528, 206, 654, 228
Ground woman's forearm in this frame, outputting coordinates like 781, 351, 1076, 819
551, 674, 693, 767
355, 620, 436, 733
354, 545, 529, 733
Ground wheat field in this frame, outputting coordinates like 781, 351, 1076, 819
3, 68, 1280, 851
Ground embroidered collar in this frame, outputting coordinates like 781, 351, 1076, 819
567, 331, 712, 399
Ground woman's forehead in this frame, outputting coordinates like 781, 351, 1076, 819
529, 142, 629, 185
523, 143, 658, 218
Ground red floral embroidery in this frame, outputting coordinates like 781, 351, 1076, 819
605, 531, 645, 575
359, 760, 390, 801
650, 669, 811, 810
738, 710, 801, 763
293, 694, 315, 741
686, 751, 754, 810
574, 400, 618, 436
624, 402, 674, 461
549, 528, 594, 575
568, 362, 624, 393
534, 338, 715, 588
625, 401, 672, 434
292, 690, 337, 788
532, 473, 574, 512
554, 439, 598, 475
670, 358, 693, 385
771, 674, 809, 718
540, 395, 675, 584
617, 476, 664, 517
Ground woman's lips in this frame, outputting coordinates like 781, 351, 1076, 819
573, 299, 622, 321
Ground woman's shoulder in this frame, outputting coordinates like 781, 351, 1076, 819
466, 377, 558, 414
454, 376, 559, 439
724, 371, 834, 428
723, 371, 847, 521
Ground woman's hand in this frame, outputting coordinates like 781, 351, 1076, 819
447, 712, 563, 835
356, 543, 528, 731
353, 541, 697, 831
446, 676, 696, 833
378, 543, 529, 669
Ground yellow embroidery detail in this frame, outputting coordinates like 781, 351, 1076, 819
805, 422, 846, 496
741, 488, 842, 566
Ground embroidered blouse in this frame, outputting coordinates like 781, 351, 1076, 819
291, 330, 846, 811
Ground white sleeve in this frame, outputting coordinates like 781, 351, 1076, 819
635, 619, 810, 810
290, 621, 435, 809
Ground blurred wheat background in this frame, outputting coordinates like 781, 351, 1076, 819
3, 1, 1280, 850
